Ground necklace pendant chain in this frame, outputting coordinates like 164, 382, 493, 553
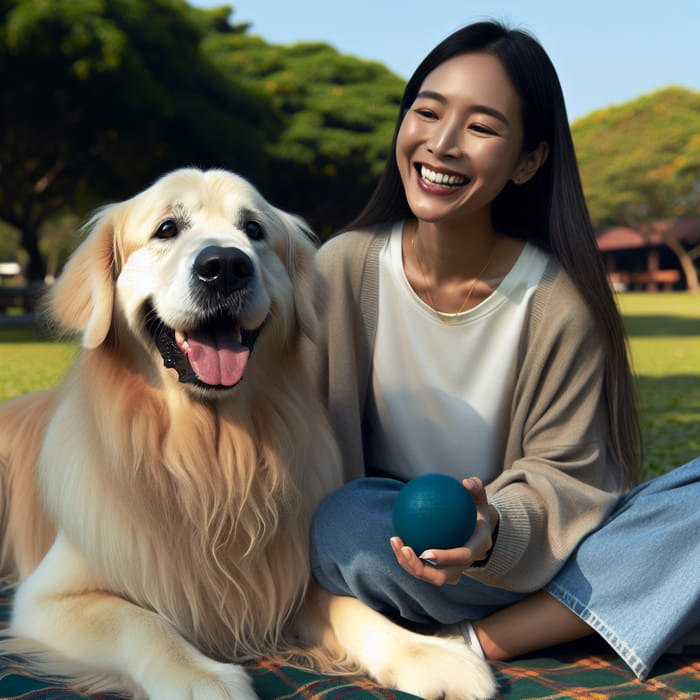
411, 230, 495, 323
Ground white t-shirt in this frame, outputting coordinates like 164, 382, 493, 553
365, 222, 550, 483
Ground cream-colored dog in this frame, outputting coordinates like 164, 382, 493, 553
0, 169, 495, 700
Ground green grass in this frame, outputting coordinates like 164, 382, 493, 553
0, 325, 78, 400
1, 293, 698, 479
617, 293, 700, 479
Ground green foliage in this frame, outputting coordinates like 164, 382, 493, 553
572, 87, 700, 229
0, 0, 277, 279
1, 0, 404, 272
203, 32, 404, 236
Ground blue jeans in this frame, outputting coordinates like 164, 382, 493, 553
547, 457, 700, 679
310, 459, 700, 679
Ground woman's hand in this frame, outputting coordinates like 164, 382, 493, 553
390, 477, 500, 586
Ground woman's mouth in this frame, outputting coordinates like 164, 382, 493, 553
417, 164, 469, 188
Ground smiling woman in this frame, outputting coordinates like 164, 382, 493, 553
308, 18, 700, 687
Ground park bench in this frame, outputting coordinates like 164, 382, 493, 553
0, 284, 44, 313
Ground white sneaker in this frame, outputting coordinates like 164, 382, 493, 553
459, 621, 486, 659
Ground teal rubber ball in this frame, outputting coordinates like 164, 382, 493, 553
392, 473, 477, 554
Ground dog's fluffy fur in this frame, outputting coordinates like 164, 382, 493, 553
0, 169, 495, 700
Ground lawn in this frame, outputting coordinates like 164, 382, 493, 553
0, 293, 698, 479
616, 293, 700, 479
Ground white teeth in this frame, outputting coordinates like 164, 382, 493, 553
174, 326, 243, 347
420, 165, 467, 187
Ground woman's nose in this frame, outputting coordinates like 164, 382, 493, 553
427, 118, 462, 158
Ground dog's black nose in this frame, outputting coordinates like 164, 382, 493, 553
193, 246, 254, 295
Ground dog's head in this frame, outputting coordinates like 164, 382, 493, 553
48, 168, 322, 395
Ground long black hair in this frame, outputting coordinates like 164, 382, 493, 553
349, 21, 642, 486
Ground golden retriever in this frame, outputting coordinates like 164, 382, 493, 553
0, 168, 495, 700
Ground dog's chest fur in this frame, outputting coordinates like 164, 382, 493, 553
42, 353, 314, 660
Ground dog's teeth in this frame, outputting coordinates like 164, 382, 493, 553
175, 330, 188, 349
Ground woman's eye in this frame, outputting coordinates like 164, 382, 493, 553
469, 123, 496, 135
244, 220, 264, 241
415, 108, 437, 119
155, 219, 178, 239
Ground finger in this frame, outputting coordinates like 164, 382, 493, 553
391, 539, 457, 585
390, 537, 424, 576
422, 547, 472, 570
461, 478, 499, 560
463, 477, 488, 509
414, 549, 469, 585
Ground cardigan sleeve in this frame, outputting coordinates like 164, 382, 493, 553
468, 262, 623, 591
315, 230, 383, 482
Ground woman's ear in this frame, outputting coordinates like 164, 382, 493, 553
512, 141, 549, 185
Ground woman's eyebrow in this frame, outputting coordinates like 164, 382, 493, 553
415, 89, 448, 104
415, 90, 510, 125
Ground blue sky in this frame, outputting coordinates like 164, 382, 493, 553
190, 0, 700, 121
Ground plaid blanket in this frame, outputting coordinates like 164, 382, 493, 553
1, 590, 698, 699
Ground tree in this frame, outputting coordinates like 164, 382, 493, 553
572, 87, 700, 290
203, 30, 405, 237
0, 0, 277, 281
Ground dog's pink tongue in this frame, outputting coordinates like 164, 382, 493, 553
185, 328, 249, 386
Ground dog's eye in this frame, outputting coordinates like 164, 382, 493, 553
155, 220, 179, 240
244, 220, 264, 241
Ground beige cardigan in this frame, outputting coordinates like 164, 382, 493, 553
314, 225, 623, 592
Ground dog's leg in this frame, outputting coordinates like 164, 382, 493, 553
10, 534, 258, 700
298, 584, 497, 700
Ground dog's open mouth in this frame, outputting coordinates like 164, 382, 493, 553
145, 304, 262, 389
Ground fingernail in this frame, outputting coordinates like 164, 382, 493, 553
419, 550, 436, 561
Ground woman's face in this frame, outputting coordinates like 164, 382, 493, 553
396, 51, 530, 228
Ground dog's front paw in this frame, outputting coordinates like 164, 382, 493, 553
149, 659, 258, 700
373, 633, 496, 700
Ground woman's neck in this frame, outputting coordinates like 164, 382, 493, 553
402, 218, 525, 314
409, 218, 499, 282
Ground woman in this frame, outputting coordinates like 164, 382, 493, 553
310, 20, 699, 680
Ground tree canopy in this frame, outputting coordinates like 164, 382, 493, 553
203, 30, 404, 236
572, 87, 700, 291
572, 87, 700, 230
0, 0, 276, 280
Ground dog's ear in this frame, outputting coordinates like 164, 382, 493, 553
280, 212, 324, 341
48, 205, 117, 349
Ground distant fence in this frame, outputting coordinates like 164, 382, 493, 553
0, 263, 44, 315
0, 285, 44, 314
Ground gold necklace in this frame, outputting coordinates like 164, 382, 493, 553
411, 230, 496, 323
